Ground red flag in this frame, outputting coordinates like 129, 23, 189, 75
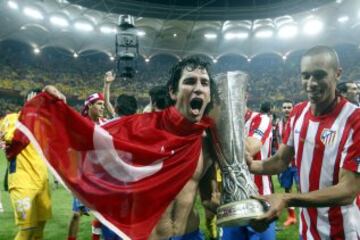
13, 93, 212, 240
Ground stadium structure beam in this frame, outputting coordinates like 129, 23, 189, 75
68, 0, 334, 20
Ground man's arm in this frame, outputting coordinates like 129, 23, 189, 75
199, 163, 219, 214
245, 136, 261, 157
247, 143, 294, 175
199, 132, 221, 215
103, 71, 116, 118
246, 112, 280, 166
253, 168, 360, 223
286, 168, 360, 207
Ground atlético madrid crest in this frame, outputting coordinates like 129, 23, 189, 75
320, 128, 336, 145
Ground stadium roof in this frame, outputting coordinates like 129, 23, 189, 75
67, 0, 333, 20
0, 0, 359, 60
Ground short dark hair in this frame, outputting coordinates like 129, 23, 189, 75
337, 82, 348, 94
337, 81, 356, 94
302, 45, 340, 70
282, 99, 293, 105
260, 101, 272, 114
166, 55, 218, 115
115, 94, 138, 116
149, 85, 169, 110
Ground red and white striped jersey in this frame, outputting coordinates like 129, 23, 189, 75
276, 118, 296, 167
275, 118, 286, 144
283, 97, 360, 239
245, 109, 273, 195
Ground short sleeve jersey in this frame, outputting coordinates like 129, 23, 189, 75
1, 113, 48, 190
244, 109, 273, 195
283, 97, 360, 239
275, 118, 296, 167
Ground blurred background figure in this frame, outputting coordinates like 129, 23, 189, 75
114, 94, 138, 117
337, 81, 359, 106
275, 100, 299, 227
143, 85, 169, 113
0, 88, 52, 240
103, 71, 138, 118
68, 92, 106, 240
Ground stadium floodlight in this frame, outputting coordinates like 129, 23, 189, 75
255, 29, 274, 38
303, 18, 323, 35
137, 30, 146, 37
224, 32, 249, 40
204, 33, 217, 39
100, 25, 117, 34
278, 24, 298, 39
74, 21, 94, 32
33, 48, 40, 54
337, 16, 349, 23
23, 6, 44, 20
50, 16, 69, 28
7, 0, 18, 10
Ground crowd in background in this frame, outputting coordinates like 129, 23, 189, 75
1, 40, 360, 117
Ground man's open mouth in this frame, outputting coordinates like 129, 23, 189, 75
190, 98, 203, 115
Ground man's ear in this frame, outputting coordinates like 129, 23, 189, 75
87, 103, 94, 110
335, 68, 342, 81
169, 88, 177, 101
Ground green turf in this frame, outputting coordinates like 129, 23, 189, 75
0, 150, 298, 239
272, 175, 299, 240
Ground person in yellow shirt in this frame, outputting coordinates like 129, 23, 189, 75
0, 116, 4, 213
0, 89, 51, 240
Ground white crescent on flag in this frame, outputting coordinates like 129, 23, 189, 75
85, 125, 164, 182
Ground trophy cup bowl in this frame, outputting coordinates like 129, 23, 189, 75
209, 71, 268, 228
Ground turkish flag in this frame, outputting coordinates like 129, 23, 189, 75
12, 93, 212, 240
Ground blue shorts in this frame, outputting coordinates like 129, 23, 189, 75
101, 224, 123, 240
169, 229, 205, 240
72, 197, 90, 213
279, 167, 299, 190
101, 227, 203, 240
221, 222, 276, 240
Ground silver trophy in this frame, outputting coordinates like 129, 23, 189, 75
209, 71, 267, 227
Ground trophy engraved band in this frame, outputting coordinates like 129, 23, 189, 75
211, 71, 267, 227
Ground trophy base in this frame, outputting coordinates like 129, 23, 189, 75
216, 199, 267, 227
